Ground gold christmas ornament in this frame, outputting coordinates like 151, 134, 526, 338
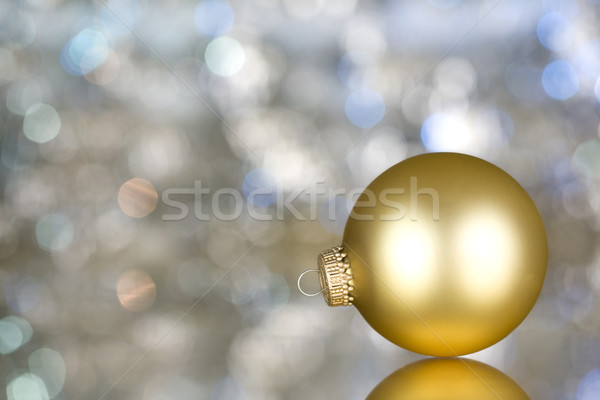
367, 358, 530, 399
300, 153, 547, 356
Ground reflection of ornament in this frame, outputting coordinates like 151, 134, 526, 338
300, 153, 547, 356
367, 358, 530, 399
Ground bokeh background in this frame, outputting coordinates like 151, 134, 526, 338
1, 0, 600, 398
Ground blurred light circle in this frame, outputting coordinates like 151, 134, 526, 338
23, 103, 61, 143
0, 319, 23, 354
84, 50, 121, 86
117, 178, 158, 218
574, 39, 600, 83
60, 29, 110, 76
116, 269, 157, 312
537, 12, 574, 51
22, 0, 56, 8
428, 0, 461, 9
3, 276, 39, 314
323, 0, 357, 17
6, 80, 49, 116
5, 316, 33, 342
253, 273, 289, 313
573, 139, 600, 178
220, 267, 258, 306
35, 214, 74, 252
0, 316, 33, 354
101, 0, 141, 37
343, 17, 387, 58
345, 89, 385, 129
95, 209, 136, 251
6, 373, 49, 400
420, 113, 482, 153
210, 378, 247, 400
205, 36, 245, 77
355, 128, 407, 184
28, 348, 66, 399
242, 168, 279, 207
2, 11, 37, 47
434, 57, 477, 97
282, 0, 324, 20
127, 131, 189, 181
476, 109, 514, 148
542, 60, 579, 100
578, 369, 600, 400
194, 0, 234, 37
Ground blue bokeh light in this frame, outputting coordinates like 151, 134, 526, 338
537, 12, 574, 51
574, 39, 600, 83
541, 60, 579, 100
6, 373, 49, 400
421, 113, 454, 152
578, 369, 600, 400
242, 168, 279, 207
3, 275, 39, 314
101, 0, 141, 37
59, 29, 110, 76
36, 213, 74, 252
0, 316, 32, 355
210, 378, 247, 400
345, 89, 386, 129
194, 0, 235, 37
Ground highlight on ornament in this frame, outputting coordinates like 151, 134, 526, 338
299, 152, 548, 357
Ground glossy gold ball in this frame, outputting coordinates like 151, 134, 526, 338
344, 153, 547, 356
367, 358, 530, 399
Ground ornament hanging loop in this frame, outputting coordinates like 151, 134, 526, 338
297, 269, 323, 297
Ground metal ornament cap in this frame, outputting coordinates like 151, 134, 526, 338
317, 246, 354, 307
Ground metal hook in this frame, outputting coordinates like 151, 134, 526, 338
297, 269, 323, 297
